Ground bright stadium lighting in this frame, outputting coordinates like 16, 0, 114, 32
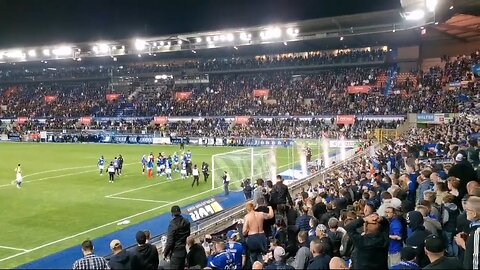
233, 46, 238, 50
426, 0, 438, 12
52, 46, 72, 56
152, 42, 157, 46
286, 28, 299, 37
213, 35, 219, 41
98, 43, 109, 54
196, 37, 202, 43
137, 54, 142, 57
6, 49, 24, 59
27, 49, 36, 57
191, 49, 196, 54
404, 9, 425, 21
159, 41, 165, 46
226, 33, 234, 42
177, 40, 183, 45
283, 41, 288, 46
134, 39, 146, 50
43, 49, 51, 56
92, 45, 99, 54
206, 36, 213, 43
166, 41, 171, 46
239, 32, 251, 41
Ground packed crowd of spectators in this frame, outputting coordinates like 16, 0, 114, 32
2, 66, 467, 119
71, 116, 480, 269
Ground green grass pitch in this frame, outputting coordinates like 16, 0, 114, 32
0, 142, 322, 268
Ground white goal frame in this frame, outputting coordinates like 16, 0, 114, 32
211, 148, 254, 190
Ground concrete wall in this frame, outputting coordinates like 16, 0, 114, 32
421, 39, 480, 58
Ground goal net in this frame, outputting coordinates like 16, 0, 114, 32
211, 148, 275, 191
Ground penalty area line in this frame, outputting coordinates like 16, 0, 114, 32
106, 196, 171, 204
0, 245, 29, 252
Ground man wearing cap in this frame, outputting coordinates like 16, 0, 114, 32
225, 230, 245, 269
265, 246, 294, 270
133, 231, 159, 270
164, 205, 191, 270
390, 247, 420, 270
448, 152, 477, 199
424, 235, 462, 269
108, 239, 142, 270
72, 240, 109, 270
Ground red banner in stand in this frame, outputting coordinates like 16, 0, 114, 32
154, 116, 168, 125
17, 117, 28, 124
175, 92, 193, 101
106, 94, 120, 102
80, 116, 93, 125
347, 86, 371, 94
235, 116, 251, 125
253, 89, 270, 98
336, 115, 356, 125
44, 95, 57, 104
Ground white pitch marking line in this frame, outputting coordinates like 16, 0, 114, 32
0, 162, 137, 189
106, 196, 171, 204
105, 177, 185, 197
0, 186, 220, 263
0, 246, 29, 252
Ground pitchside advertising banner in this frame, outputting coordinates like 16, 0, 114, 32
16, 117, 28, 124
153, 116, 168, 125
416, 113, 452, 124
80, 116, 93, 125
235, 116, 250, 125
186, 198, 224, 222
175, 91, 193, 101
336, 115, 356, 125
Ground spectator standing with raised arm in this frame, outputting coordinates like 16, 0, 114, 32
243, 202, 274, 265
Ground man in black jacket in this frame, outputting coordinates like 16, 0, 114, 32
345, 213, 389, 269
109, 239, 142, 270
405, 211, 431, 268
271, 175, 294, 217
133, 231, 159, 270
186, 236, 207, 269
164, 205, 191, 270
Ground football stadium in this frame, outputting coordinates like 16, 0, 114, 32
0, 0, 480, 269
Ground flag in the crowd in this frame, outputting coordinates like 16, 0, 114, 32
175, 92, 193, 101
154, 116, 168, 125
346, 86, 370, 94
106, 93, 120, 102
235, 116, 250, 125
16, 117, 28, 124
44, 96, 57, 104
336, 115, 356, 125
253, 89, 270, 98
80, 116, 92, 125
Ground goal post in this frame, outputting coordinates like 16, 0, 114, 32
211, 147, 274, 191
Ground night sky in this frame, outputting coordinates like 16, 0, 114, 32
0, 0, 400, 48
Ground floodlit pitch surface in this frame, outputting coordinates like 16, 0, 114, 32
0, 142, 320, 268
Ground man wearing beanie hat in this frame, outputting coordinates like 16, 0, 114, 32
424, 235, 462, 269
390, 247, 420, 270
265, 246, 294, 270
405, 211, 431, 268
164, 205, 191, 270
133, 231, 159, 270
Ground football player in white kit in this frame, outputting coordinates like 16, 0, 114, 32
15, 164, 23, 188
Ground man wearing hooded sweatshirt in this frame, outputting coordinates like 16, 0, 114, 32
405, 211, 431, 268
109, 239, 142, 270
133, 231, 159, 270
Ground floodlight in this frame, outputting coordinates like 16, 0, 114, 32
404, 9, 425, 20
166, 41, 171, 46
177, 40, 183, 45
43, 49, 51, 56
286, 28, 299, 37
152, 42, 157, 46
213, 36, 219, 41
134, 39, 146, 50
239, 32, 251, 41
159, 41, 165, 46
92, 45, 99, 54
27, 49, 36, 57
52, 46, 72, 56
226, 33, 234, 42
97, 43, 109, 54
6, 49, 24, 58
206, 36, 213, 43
196, 37, 202, 43
425, 0, 438, 12
233, 46, 238, 50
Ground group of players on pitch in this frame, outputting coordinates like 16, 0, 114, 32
97, 150, 210, 187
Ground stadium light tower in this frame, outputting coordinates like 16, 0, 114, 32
134, 39, 146, 51
52, 46, 72, 56
27, 49, 36, 57
42, 49, 51, 57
